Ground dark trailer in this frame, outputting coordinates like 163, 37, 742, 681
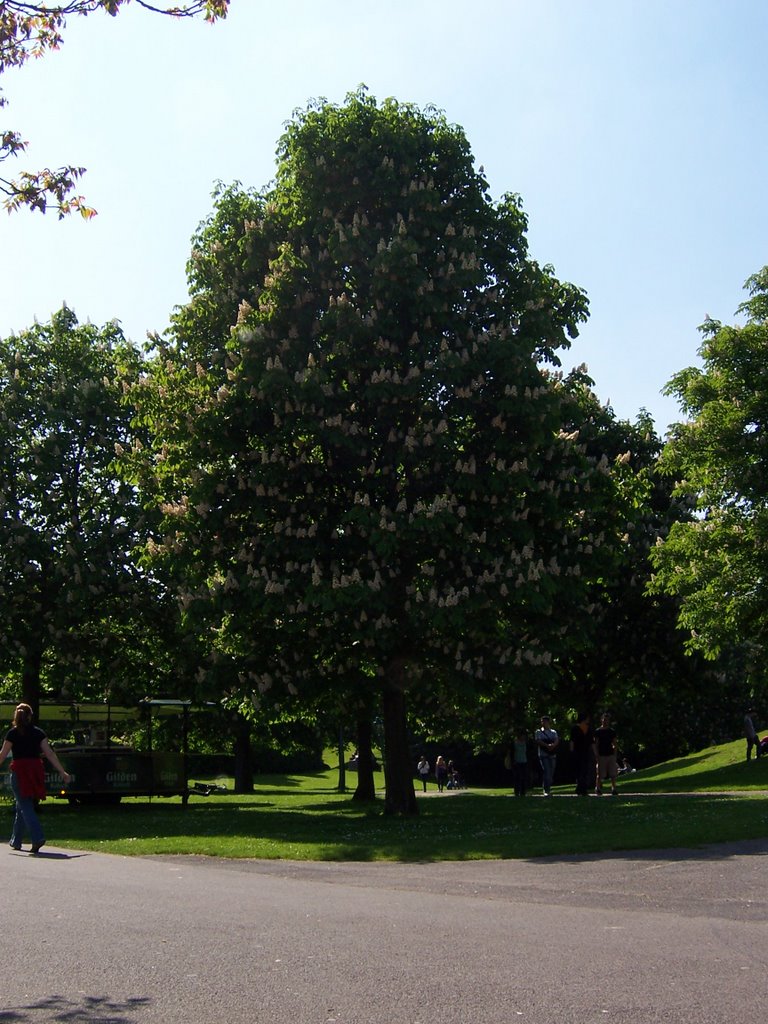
0, 700, 196, 804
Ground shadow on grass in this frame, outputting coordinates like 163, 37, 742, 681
246, 787, 339, 798
620, 757, 768, 792
38, 789, 768, 863
627, 752, 713, 778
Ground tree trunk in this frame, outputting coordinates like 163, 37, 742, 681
352, 713, 376, 802
21, 637, 44, 721
233, 713, 254, 793
382, 664, 417, 816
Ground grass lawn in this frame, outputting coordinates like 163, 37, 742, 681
4, 738, 768, 862
617, 738, 768, 792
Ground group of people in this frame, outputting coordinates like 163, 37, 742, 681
511, 712, 620, 797
417, 754, 460, 793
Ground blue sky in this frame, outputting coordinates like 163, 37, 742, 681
1, 0, 766, 434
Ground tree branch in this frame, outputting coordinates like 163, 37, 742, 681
0, 0, 229, 215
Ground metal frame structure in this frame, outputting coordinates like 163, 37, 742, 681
0, 700, 197, 804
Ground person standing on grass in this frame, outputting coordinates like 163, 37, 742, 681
593, 713, 619, 796
535, 716, 559, 796
1, 703, 71, 854
744, 709, 761, 762
569, 711, 595, 797
512, 728, 530, 797
417, 755, 430, 792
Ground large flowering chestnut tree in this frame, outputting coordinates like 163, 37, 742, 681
133, 91, 618, 813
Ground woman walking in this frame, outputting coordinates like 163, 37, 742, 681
1, 703, 71, 854
417, 755, 430, 792
435, 755, 449, 793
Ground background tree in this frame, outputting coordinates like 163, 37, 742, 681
0, 307, 161, 713
550, 393, 690, 711
0, 0, 229, 216
131, 90, 624, 814
650, 267, 768, 678
398, 381, 698, 765
551, 389, 743, 764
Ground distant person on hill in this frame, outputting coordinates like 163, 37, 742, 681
744, 709, 761, 762
593, 713, 619, 796
535, 716, 559, 796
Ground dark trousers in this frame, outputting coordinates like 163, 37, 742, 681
574, 755, 592, 795
513, 762, 528, 797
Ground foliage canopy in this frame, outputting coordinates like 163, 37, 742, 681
650, 267, 768, 668
0, 0, 229, 216
129, 91, 643, 812
0, 307, 163, 710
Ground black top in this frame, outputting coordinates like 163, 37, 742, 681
5, 725, 45, 759
570, 724, 594, 756
594, 726, 617, 757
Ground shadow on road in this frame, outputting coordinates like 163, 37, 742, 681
530, 835, 768, 865
0, 994, 150, 1022
8, 850, 88, 861
33, 851, 87, 861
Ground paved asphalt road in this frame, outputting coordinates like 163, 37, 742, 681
3, 838, 768, 1024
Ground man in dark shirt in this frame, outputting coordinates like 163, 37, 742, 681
594, 713, 619, 796
569, 712, 594, 797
